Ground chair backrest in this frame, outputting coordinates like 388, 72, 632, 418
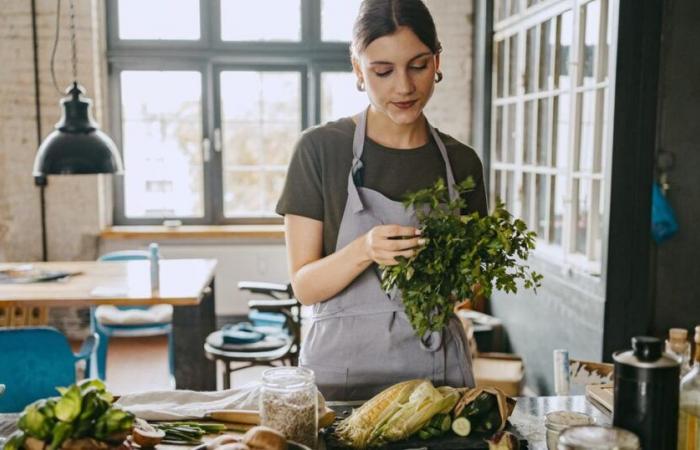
98, 250, 151, 311
0, 327, 77, 412
98, 250, 150, 262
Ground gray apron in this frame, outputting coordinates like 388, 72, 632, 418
299, 108, 475, 401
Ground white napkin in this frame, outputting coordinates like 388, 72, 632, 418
115, 382, 262, 420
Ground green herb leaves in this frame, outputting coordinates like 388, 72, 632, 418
380, 177, 542, 338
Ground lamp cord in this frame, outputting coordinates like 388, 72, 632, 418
49, 0, 63, 94
31, 0, 49, 262
49, 0, 78, 94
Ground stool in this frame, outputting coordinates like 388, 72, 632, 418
203, 329, 294, 389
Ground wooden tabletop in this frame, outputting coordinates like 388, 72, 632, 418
0, 259, 217, 307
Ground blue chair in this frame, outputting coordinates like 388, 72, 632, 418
90, 250, 174, 386
0, 327, 97, 412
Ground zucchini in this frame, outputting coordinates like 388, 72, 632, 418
462, 392, 497, 418
451, 417, 471, 437
427, 426, 443, 437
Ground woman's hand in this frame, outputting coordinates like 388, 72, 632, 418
363, 225, 425, 266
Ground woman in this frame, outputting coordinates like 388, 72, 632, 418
276, 0, 487, 401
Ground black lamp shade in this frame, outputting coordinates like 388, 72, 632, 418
33, 82, 124, 176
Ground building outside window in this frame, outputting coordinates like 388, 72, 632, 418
108, 0, 366, 224
490, 0, 616, 275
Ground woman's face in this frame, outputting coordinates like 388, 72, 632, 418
353, 26, 440, 126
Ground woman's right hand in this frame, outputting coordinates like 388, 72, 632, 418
363, 225, 425, 266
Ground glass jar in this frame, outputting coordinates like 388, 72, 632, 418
260, 367, 318, 449
544, 411, 595, 450
557, 425, 640, 450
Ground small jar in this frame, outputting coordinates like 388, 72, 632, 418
557, 425, 640, 450
260, 367, 318, 449
545, 411, 595, 450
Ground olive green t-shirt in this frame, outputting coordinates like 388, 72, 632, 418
276, 117, 487, 257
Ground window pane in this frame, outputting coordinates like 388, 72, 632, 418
595, 88, 608, 174
524, 100, 536, 164
320, 72, 368, 123
582, 0, 601, 86
508, 34, 519, 96
494, 106, 504, 162
321, 0, 362, 42
220, 71, 301, 217
505, 171, 516, 210
578, 90, 596, 172
535, 174, 547, 239
221, 0, 300, 41
495, 0, 507, 22
536, 97, 550, 165
539, 19, 553, 91
554, 93, 570, 169
506, 103, 517, 163
552, 174, 564, 245
496, 40, 506, 98
493, 170, 502, 204
525, 27, 537, 93
121, 71, 204, 218
574, 178, 590, 254
522, 173, 533, 227
118, 0, 199, 40
557, 11, 573, 88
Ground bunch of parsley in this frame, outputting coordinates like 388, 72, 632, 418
380, 177, 543, 338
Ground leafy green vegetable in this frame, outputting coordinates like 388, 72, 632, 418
381, 177, 543, 338
3, 431, 26, 450
12, 380, 134, 449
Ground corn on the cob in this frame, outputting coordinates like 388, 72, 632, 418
335, 380, 460, 448
335, 379, 422, 448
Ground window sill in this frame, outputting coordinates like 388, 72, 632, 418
100, 225, 285, 241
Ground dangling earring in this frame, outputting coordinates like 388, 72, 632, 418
356, 79, 365, 92
435, 71, 444, 83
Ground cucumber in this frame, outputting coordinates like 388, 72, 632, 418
451, 416, 471, 437
427, 426, 443, 437
439, 414, 452, 433
418, 430, 432, 440
429, 413, 447, 429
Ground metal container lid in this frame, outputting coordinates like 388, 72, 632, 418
557, 425, 640, 450
613, 336, 679, 369
545, 411, 595, 432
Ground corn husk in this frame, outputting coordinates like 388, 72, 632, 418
335, 380, 460, 448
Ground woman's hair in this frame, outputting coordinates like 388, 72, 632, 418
350, 0, 442, 58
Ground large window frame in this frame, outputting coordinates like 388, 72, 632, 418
107, 0, 355, 225
488, 0, 617, 276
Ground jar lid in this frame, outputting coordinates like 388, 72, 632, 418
544, 411, 595, 432
557, 425, 640, 449
262, 367, 315, 389
613, 336, 679, 368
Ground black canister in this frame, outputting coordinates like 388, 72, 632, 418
613, 336, 680, 449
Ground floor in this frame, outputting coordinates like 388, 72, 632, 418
101, 336, 269, 395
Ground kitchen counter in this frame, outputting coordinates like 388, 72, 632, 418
0, 396, 609, 449
508, 396, 610, 449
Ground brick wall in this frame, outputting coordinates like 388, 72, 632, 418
425, 0, 474, 147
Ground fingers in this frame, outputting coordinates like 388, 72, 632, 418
377, 224, 421, 239
376, 249, 419, 266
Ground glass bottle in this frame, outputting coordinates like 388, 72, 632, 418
678, 326, 700, 449
260, 367, 318, 449
666, 327, 691, 378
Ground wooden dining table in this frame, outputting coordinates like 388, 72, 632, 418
0, 259, 218, 391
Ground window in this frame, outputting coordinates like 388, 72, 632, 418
108, 0, 364, 224
490, 0, 616, 274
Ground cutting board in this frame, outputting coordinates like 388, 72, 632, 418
321, 404, 528, 449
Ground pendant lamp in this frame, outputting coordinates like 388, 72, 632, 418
33, 0, 124, 177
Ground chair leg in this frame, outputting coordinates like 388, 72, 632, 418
223, 362, 231, 390
95, 327, 109, 380
167, 329, 176, 389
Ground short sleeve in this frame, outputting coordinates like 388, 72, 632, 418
275, 132, 324, 221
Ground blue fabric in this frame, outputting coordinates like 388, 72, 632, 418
221, 322, 265, 344
0, 327, 96, 412
651, 182, 679, 243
